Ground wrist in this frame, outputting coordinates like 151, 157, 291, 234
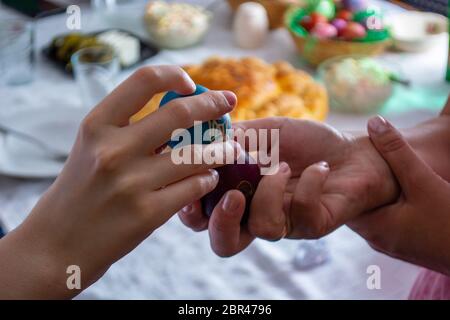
352, 134, 400, 211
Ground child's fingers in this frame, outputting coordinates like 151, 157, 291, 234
129, 90, 236, 152
248, 162, 291, 241
92, 66, 196, 126
208, 190, 254, 257
149, 141, 239, 189
178, 201, 209, 232
147, 170, 219, 227
288, 161, 330, 239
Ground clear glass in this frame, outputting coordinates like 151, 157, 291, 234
0, 18, 34, 86
294, 239, 330, 270
71, 46, 120, 108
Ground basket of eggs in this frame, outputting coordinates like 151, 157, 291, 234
286, 0, 391, 66
227, 0, 304, 29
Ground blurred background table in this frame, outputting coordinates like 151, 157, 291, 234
0, 0, 448, 299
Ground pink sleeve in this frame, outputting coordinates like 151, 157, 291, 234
409, 269, 450, 300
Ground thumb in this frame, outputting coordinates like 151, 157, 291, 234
367, 116, 435, 196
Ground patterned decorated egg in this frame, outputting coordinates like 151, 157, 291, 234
159, 85, 232, 149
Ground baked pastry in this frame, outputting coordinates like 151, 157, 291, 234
183, 56, 328, 121
130, 56, 328, 123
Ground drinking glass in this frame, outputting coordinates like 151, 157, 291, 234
71, 46, 120, 108
0, 18, 34, 86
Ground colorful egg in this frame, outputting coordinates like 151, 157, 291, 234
342, 0, 368, 12
202, 152, 262, 223
300, 12, 327, 31
159, 85, 232, 149
336, 9, 353, 21
331, 18, 348, 35
341, 21, 367, 40
353, 7, 383, 30
311, 22, 338, 39
311, 0, 335, 20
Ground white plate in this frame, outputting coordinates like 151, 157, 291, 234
0, 107, 88, 179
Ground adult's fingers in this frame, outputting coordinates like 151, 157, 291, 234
178, 201, 208, 232
247, 162, 291, 240
288, 161, 330, 239
147, 170, 219, 227
367, 116, 437, 196
208, 190, 254, 257
129, 90, 237, 151
91, 66, 196, 126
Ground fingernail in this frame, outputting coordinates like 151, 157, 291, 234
222, 192, 239, 211
182, 204, 193, 214
209, 169, 219, 181
368, 116, 389, 135
318, 161, 329, 170
222, 91, 237, 107
279, 162, 289, 173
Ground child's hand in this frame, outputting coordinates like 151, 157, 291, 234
349, 116, 450, 276
0, 66, 237, 298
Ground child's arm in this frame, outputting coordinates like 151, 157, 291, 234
0, 66, 237, 299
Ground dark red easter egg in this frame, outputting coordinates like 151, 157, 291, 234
202, 152, 262, 224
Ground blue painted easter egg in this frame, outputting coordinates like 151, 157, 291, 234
159, 85, 232, 149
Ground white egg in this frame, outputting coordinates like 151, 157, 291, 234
233, 2, 269, 49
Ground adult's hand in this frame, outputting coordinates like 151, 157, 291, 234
349, 116, 450, 276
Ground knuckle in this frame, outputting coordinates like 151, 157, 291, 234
170, 100, 192, 123
248, 219, 283, 240
79, 115, 97, 140
380, 134, 406, 154
204, 91, 227, 111
92, 147, 122, 174
133, 66, 161, 84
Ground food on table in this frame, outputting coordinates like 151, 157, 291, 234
308, 0, 335, 20
47, 33, 104, 71
233, 2, 269, 49
202, 152, 262, 223
311, 22, 338, 39
336, 9, 353, 21
182, 57, 328, 122
300, 12, 328, 31
294, 0, 388, 42
47, 31, 143, 71
158, 85, 232, 149
96, 30, 140, 67
144, 0, 210, 49
341, 21, 367, 40
320, 56, 393, 113
331, 18, 348, 35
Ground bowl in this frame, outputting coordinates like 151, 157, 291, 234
144, 1, 211, 49
318, 55, 394, 114
388, 11, 448, 52
285, 6, 391, 67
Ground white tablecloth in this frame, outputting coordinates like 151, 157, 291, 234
2, 0, 448, 299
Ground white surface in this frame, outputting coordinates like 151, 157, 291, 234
1, 0, 447, 299
0, 107, 86, 178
